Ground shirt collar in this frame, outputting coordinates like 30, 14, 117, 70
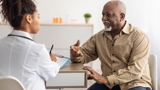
10, 30, 32, 39
103, 21, 132, 36
121, 21, 131, 34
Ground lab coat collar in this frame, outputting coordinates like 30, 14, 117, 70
10, 30, 33, 39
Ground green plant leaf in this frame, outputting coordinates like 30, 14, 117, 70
84, 13, 91, 18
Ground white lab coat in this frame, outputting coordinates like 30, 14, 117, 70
0, 30, 60, 90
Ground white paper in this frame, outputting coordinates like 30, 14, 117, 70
56, 57, 70, 68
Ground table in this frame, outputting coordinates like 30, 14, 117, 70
46, 61, 87, 89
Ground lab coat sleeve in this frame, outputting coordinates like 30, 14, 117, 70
37, 46, 60, 81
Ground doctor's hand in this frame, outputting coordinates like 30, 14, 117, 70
50, 53, 57, 62
83, 66, 109, 85
70, 40, 83, 57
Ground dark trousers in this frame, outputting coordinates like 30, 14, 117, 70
88, 83, 151, 90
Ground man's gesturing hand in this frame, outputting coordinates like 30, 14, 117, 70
70, 40, 83, 57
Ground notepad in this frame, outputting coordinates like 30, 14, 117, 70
56, 56, 70, 69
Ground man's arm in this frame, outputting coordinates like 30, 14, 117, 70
107, 33, 150, 86
70, 35, 98, 64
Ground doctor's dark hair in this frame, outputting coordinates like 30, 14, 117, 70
0, 0, 36, 28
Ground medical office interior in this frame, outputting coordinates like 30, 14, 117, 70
0, 0, 160, 90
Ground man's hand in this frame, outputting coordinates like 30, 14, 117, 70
70, 40, 83, 57
50, 53, 57, 62
83, 66, 109, 84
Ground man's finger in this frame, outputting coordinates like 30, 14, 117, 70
76, 50, 83, 56
70, 46, 81, 57
87, 76, 93, 80
78, 52, 83, 56
74, 40, 80, 46
70, 46, 76, 51
83, 66, 94, 74
88, 74, 94, 79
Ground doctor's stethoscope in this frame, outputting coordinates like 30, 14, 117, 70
8, 34, 34, 41
8, 34, 70, 59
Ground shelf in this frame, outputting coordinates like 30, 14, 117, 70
0, 22, 93, 26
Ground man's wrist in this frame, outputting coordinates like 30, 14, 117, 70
103, 76, 110, 85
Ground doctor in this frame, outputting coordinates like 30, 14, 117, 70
0, 0, 60, 90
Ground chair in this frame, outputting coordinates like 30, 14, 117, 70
0, 76, 25, 90
148, 54, 157, 90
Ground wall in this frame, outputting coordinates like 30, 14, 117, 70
0, 0, 149, 34
36, 0, 149, 33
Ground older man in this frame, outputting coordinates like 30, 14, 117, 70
70, 0, 152, 90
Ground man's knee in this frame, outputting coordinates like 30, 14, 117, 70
88, 83, 110, 90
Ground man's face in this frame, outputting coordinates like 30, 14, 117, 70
102, 4, 121, 32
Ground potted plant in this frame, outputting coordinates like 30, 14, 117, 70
84, 13, 92, 23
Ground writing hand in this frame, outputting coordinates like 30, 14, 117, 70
50, 53, 57, 62
70, 40, 83, 57
83, 66, 109, 84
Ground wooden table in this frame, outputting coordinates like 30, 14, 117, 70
46, 61, 87, 89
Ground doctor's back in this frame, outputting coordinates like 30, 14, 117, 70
0, 0, 60, 90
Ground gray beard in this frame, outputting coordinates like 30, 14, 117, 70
104, 26, 112, 31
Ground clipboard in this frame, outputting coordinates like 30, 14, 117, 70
55, 55, 70, 69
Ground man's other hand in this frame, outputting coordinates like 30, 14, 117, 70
83, 66, 109, 85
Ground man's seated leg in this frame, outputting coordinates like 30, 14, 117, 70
128, 86, 151, 90
87, 82, 110, 90
87, 83, 121, 90
111, 85, 121, 90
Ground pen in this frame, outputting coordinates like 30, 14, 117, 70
54, 54, 64, 58
49, 44, 54, 54
54, 53, 70, 59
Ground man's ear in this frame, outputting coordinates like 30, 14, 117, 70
25, 14, 32, 24
120, 13, 125, 21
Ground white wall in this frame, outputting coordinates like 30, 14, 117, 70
36, 0, 149, 33
0, 0, 150, 34
36, 0, 150, 70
